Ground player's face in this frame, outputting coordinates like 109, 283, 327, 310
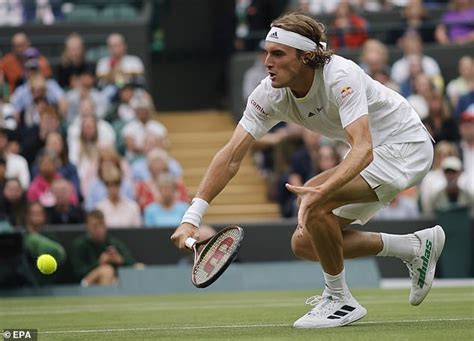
264, 42, 305, 89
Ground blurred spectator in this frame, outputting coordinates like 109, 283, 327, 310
375, 192, 420, 220
390, 32, 442, 87
0, 128, 29, 189
144, 174, 189, 228
423, 92, 459, 142
96, 33, 144, 96
406, 73, 436, 120
0, 32, 51, 93
400, 54, 426, 97
21, 103, 61, 167
31, 132, 81, 199
23, 201, 66, 265
446, 55, 473, 109
23, 0, 63, 25
242, 41, 267, 101
65, 68, 108, 124
435, 0, 474, 45
10, 71, 66, 129
358, 39, 399, 91
134, 148, 189, 212
56, 33, 93, 89
0, 89, 16, 131
71, 209, 137, 286
453, 83, 474, 120
131, 133, 183, 182
419, 141, 460, 214
84, 147, 133, 211
68, 99, 116, 167
329, 1, 368, 50
0, 178, 27, 226
459, 104, 474, 178
121, 98, 166, 163
27, 149, 78, 207
388, 0, 435, 44
0, 0, 23, 26
46, 178, 85, 225
424, 156, 474, 215
96, 164, 141, 228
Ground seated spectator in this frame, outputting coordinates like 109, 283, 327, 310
459, 104, 474, 178
10, 69, 66, 130
242, 41, 267, 101
96, 33, 145, 98
0, 32, 51, 93
121, 98, 167, 162
454, 84, 474, 120
96, 165, 141, 228
23, 201, 66, 267
425, 156, 474, 215
435, 0, 474, 45
84, 146, 133, 211
21, 103, 62, 167
298, 0, 341, 15
27, 150, 78, 207
144, 174, 189, 228
68, 99, 116, 168
56, 33, 94, 89
71, 209, 137, 286
375, 192, 420, 220
0, 91, 16, 132
131, 133, 183, 182
419, 141, 460, 215
0, 0, 23, 26
31, 132, 81, 199
387, 0, 435, 44
423, 93, 459, 142
329, 1, 368, 50
0, 178, 27, 226
66, 68, 109, 124
407, 73, 437, 120
391, 31, 443, 87
23, 0, 63, 25
0, 128, 30, 189
46, 178, 85, 225
134, 148, 189, 212
446, 55, 473, 109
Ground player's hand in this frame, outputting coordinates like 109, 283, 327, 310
170, 222, 199, 251
285, 183, 328, 229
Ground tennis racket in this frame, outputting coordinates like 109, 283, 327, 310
185, 225, 244, 288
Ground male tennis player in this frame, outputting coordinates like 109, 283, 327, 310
171, 12, 445, 328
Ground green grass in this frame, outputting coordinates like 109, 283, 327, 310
1, 287, 473, 340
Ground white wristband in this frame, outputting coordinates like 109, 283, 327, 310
180, 198, 209, 227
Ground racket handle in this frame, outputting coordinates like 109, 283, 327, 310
185, 237, 197, 249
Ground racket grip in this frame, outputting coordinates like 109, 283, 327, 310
185, 237, 197, 249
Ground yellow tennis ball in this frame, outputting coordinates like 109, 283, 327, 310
36, 254, 57, 275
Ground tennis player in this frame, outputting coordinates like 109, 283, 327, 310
171, 12, 445, 329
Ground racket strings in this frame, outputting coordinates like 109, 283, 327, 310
193, 229, 241, 284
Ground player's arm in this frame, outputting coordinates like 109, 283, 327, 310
319, 115, 373, 196
171, 124, 255, 250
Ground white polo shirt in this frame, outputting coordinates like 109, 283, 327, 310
239, 55, 428, 147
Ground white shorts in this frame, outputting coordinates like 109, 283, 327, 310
332, 138, 433, 225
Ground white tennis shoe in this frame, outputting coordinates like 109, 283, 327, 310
293, 294, 367, 329
405, 225, 446, 306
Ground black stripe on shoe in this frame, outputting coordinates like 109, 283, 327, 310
340, 305, 355, 312
333, 310, 348, 317
327, 315, 341, 319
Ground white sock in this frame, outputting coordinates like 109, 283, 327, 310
323, 268, 351, 299
377, 233, 421, 261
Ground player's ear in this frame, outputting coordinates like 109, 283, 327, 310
302, 51, 315, 65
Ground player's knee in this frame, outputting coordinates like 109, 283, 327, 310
291, 230, 319, 261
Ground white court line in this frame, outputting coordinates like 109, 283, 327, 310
3, 296, 473, 316
39, 317, 474, 335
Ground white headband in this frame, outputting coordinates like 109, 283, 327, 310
265, 27, 326, 51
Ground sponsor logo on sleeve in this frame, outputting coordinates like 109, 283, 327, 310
250, 99, 268, 117
340, 86, 353, 99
